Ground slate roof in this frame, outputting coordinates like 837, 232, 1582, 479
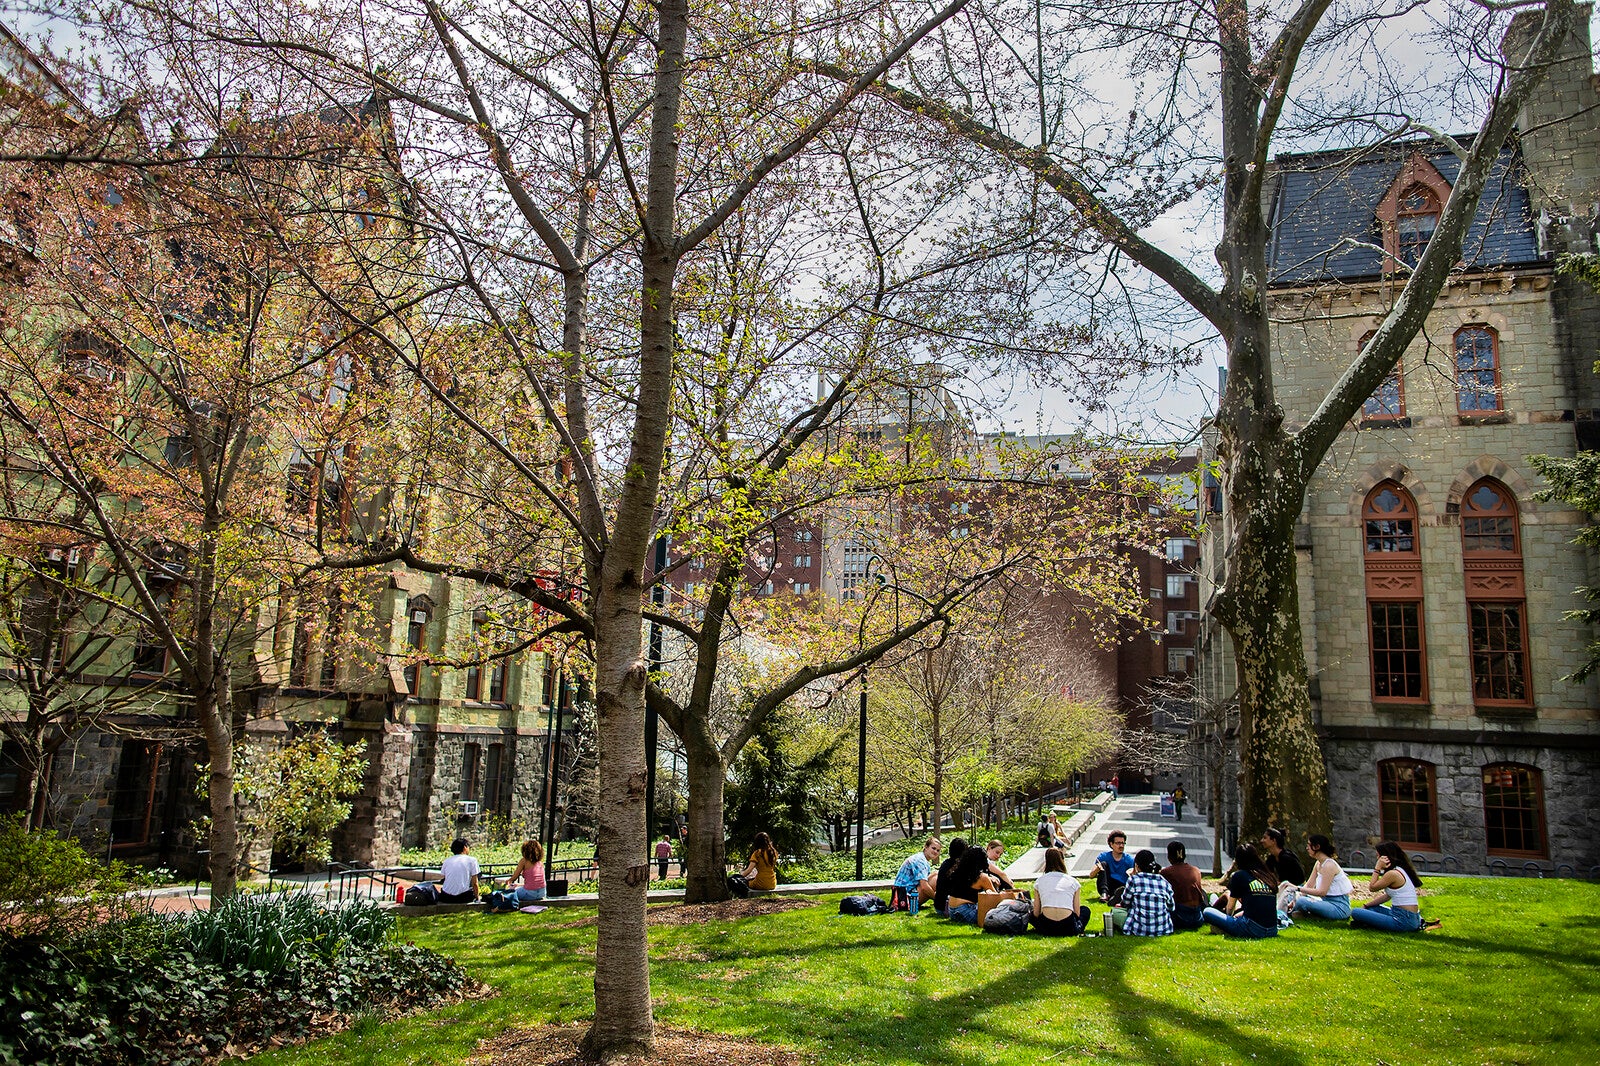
1267, 137, 1543, 285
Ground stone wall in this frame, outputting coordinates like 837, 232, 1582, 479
1323, 734, 1600, 872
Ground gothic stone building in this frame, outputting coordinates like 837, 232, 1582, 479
1198, 13, 1600, 873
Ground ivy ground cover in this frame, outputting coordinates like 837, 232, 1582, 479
254, 876, 1598, 1066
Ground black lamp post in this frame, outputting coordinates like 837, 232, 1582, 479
855, 667, 867, 881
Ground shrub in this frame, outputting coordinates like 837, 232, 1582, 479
0, 893, 464, 1066
0, 814, 147, 940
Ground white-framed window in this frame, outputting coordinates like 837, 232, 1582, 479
1166, 574, 1193, 599
1165, 537, 1195, 562
796, 530, 813, 543
1167, 611, 1199, 635
840, 543, 872, 599
1167, 647, 1195, 673
795, 582, 812, 594
794, 554, 812, 568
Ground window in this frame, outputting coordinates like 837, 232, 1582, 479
1482, 763, 1546, 857
794, 555, 812, 569
1167, 611, 1198, 635
488, 660, 507, 703
319, 590, 343, 687
131, 584, 173, 676
760, 580, 774, 596
402, 598, 431, 694
60, 331, 123, 385
541, 661, 556, 706
164, 434, 194, 467
840, 543, 872, 599
465, 662, 482, 701
1166, 647, 1195, 674
1165, 574, 1192, 599
1164, 537, 1194, 563
460, 743, 480, 803
1455, 327, 1501, 413
794, 582, 812, 594
1460, 479, 1529, 707
1395, 185, 1440, 266
109, 740, 161, 847
796, 530, 813, 543
1363, 482, 1426, 703
1378, 758, 1438, 849
484, 744, 504, 813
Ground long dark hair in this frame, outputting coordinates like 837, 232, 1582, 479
752, 831, 777, 864
1232, 842, 1279, 890
1376, 841, 1422, 887
954, 843, 990, 887
1307, 834, 1336, 859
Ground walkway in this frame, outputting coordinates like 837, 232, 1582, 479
1068, 793, 1215, 880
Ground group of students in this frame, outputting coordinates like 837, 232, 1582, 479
892, 836, 1019, 923
1088, 826, 1434, 937
426, 836, 550, 910
894, 825, 1433, 938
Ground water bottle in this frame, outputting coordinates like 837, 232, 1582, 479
1103, 911, 1115, 936
908, 891, 920, 916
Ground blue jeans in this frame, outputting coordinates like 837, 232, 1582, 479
1350, 904, 1423, 932
1293, 893, 1351, 920
1173, 904, 1205, 930
513, 886, 547, 904
948, 902, 978, 924
1202, 907, 1276, 938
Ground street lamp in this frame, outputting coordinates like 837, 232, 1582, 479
856, 666, 867, 881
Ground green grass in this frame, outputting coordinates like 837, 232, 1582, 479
250, 876, 1599, 1065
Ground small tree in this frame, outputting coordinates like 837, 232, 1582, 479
201, 731, 368, 869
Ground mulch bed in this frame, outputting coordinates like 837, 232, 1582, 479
552, 897, 817, 930
477, 1022, 806, 1066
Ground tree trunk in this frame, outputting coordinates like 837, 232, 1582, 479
200, 680, 239, 899
681, 730, 729, 904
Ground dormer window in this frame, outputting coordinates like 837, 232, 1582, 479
1375, 153, 1453, 275
1395, 186, 1440, 266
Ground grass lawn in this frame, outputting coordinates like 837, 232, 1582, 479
253, 876, 1599, 1066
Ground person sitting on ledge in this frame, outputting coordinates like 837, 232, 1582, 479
743, 832, 779, 892
1029, 847, 1091, 936
439, 837, 480, 903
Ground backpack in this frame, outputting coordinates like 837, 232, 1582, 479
403, 881, 439, 906
983, 899, 1031, 935
839, 894, 891, 916
727, 874, 750, 899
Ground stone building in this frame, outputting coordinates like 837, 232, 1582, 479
1196, 13, 1600, 872
0, 26, 574, 871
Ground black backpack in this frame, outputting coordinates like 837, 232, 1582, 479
727, 874, 750, 899
403, 881, 439, 905
839, 894, 891, 916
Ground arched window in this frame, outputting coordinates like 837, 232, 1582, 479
1460, 479, 1529, 707
402, 596, 433, 695
1360, 331, 1406, 421
1455, 326, 1502, 414
1395, 185, 1441, 265
1378, 758, 1438, 850
1482, 763, 1546, 857
1363, 482, 1426, 702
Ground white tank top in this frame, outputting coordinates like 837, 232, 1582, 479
1387, 873, 1419, 908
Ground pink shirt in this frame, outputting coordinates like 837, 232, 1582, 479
517, 860, 545, 891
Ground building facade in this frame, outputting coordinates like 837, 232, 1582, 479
1197, 13, 1600, 872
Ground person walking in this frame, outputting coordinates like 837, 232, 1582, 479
1110, 772, 1120, 799
654, 835, 674, 881
1172, 784, 1187, 822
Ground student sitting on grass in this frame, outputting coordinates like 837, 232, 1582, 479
1201, 843, 1279, 938
982, 839, 1017, 891
1029, 847, 1090, 936
1350, 841, 1432, 933
1160, 841, 1206, 931
944, 844, 995, 924
1090, 830, 1135, 905
893, 837, 941, 910
1290, 834, 1353, 921
933, 838, 968, 916
1121, 849, 1175, 937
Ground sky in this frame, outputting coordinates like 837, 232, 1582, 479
8, 1, 1595, 447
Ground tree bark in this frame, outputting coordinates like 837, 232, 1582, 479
682, 727, 730, 904
200, 679, 239, 899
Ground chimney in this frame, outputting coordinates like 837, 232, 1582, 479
1505, 4, 1600, 217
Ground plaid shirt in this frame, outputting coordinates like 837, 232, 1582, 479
1122, 871, 1175, 936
